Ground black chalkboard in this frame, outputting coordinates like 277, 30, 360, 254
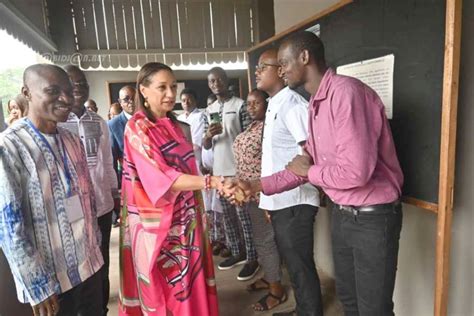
247, 0, 446, 207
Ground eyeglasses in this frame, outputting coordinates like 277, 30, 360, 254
118, 96, 134, 103
255, 63, 279, 72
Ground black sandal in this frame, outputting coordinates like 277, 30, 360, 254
246, 278, 270, 292
253, 291, 288, 311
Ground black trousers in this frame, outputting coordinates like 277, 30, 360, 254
270, 204, 323, 316
57, 270, 103, 316
97, 211, 113, 316
330, 201, 403, 316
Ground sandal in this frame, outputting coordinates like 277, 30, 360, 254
246, 278, 270, 292
252, 291, 288, 311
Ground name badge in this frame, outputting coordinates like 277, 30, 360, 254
64, 194, 84, 223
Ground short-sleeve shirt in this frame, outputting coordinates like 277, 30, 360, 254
177, 108, 206, 148
259, 87, 319, 211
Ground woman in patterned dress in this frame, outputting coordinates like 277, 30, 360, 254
119, 62, 221, 316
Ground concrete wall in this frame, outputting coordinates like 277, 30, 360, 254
273, 0, 340, 33
84, 69, 248, 119
273, 1, 473, 315
446, 1, 474, 313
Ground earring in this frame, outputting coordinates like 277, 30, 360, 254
144, 97, 149, 108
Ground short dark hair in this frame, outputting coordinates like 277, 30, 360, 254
249, 88, 269, 100
282, 31, 326, 65
180, 88, 197, 100
109, 102, 122, 112
207, 66, 228, 81
63, 64, 82, 74
248, 88, 270, 111
23, 64, 68, 87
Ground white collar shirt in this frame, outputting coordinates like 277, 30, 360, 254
177, 108, 206, 148
259, 87, 320, 210
59, 110, 118, 217
123, 111, 132, 120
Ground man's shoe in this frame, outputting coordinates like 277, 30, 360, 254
237, 260, 260, 281
217, 253, 247, 271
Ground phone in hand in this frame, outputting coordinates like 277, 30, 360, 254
210, 112, 222, 125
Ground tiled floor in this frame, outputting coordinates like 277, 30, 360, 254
107, 228, 343, 315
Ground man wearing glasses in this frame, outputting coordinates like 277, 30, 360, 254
108, 85, 136, 226
251, 48, 321, 315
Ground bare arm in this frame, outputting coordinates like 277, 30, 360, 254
203, 124, 222, 150
203, 134, 213, 150
170, 174, 223, 193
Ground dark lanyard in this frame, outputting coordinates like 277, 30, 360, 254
25, 119, 73, 195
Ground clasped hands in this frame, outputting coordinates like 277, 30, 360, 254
215, 178, 259, 206
216, 153, 313, 206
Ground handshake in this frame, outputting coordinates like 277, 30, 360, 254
218, 178, 262, 206
214, 153, 314, 205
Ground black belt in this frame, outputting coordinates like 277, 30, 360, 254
335, 200, 401, 216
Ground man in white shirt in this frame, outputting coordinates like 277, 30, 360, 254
177, 88, 206, 170
203, 67, 258, 281
243, 48, 323, 316
59, 65, 119, 316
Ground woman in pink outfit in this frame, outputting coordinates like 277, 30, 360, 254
119, 62, 220, 316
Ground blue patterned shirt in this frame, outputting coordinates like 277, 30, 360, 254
0, 119, 103, 305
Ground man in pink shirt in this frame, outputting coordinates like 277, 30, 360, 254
232, 31, 404, 316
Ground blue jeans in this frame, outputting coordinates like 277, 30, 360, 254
331, 201, 403, 316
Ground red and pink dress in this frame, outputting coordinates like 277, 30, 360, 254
119, 111, 218, 316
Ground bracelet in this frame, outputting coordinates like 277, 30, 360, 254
204, 174, 212, 191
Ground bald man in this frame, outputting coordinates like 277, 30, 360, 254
108, 85, 135, 157
0, 64, 104, 315
85, 99, 98, 113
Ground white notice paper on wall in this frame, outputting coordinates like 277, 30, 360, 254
306, 24, 320, 37
175, 82, 186, 104
336, 54, 395, 119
